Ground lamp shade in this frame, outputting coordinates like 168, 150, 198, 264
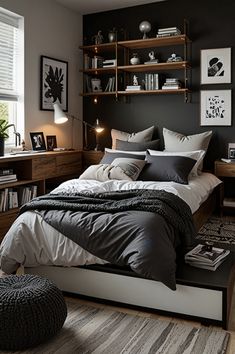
94, 119, 104, 133
53, 103, 68, 124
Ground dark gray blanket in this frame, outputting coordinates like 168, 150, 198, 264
20, 189, 196, 290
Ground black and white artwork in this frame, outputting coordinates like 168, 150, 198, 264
40, 56, 68, 111
200, 90, 232, 126
30, 132, 46, 151
201, 48, 231, 84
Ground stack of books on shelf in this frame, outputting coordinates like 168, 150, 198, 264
0, 188, 18, 212
125, 85, 142, 91
145, 73, 159, 90
185, 244, 230, 271
0, 168, 17, 185
162, 78, 181, 90
91, 56, 104, 69
105, 77, 116, 92
19, 185, 38, 206
156, 27, 181, 38
102, 59, 117, 67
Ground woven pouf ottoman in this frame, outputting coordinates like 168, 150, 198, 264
0, 274, 67, 350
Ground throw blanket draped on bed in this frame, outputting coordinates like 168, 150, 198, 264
20, 189, 196, 290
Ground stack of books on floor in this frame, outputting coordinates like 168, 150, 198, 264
0, 168, 17, 185
162, 78, 181, 90
185, 244, 230, 271
156, 27, 181, 38
125, 85, 142, 91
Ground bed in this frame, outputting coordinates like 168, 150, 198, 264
1, 170, 231, 328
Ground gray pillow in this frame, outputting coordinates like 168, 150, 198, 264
111, 158, 146, 180
111, 126, 154, 149
116, 139, 160, 151
100, 151, 146, 164
139, 154, 196, 184
163, 128, 212, 152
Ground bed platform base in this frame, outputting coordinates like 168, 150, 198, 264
26, 250, 235, 330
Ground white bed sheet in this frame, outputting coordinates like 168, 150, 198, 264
0, 173, 221, 273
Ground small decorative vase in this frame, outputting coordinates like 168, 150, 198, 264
108, 29, 117, 43
130, 53, 140, 65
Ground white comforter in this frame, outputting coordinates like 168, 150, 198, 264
0, 173, 221, 273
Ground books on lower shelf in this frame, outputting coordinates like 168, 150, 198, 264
185, 244, 230, 271
105, 76, 116, 92
162, 78, 182, 90
0, 174, 18, 184
0, 185, 38, 212
145, 74, 159, 90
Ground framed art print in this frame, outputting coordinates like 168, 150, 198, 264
40, 56, 68, 111
201, 48, 231, 84
200, 90, 232, 126
46, 135, 57, 151
30, 132, 47, 151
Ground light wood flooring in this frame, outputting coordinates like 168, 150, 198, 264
0, 268, 235, 353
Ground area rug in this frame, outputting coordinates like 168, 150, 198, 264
10, 301, 229, 354
196, 216, 235, 246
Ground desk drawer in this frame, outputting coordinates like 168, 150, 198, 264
56, 153, 82, 176
32, 157, 57, 179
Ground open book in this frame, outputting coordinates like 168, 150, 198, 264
185, 244, 230, 271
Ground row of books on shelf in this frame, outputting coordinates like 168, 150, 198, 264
0, 185, 38, 212
185, 243, 230, 271
84, 54, 117, 69
162, 78, 182, 90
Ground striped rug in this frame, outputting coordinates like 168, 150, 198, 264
10, 301, 229, 354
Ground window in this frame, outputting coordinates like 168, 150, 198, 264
0, 7, 24, 148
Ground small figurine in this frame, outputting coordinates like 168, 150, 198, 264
93, 30, 104, 45
167, 53, 183, 62
149, 51, 155, 61
133, 75, 139, 86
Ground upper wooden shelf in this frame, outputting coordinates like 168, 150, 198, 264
79, 42, 117, 54
79, 35, 191, 53
118, 61, 190, 73
117, 35, 190, 49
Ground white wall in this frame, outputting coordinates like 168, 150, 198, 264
0, 0, 83, 150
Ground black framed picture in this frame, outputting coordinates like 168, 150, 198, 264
40, 56, 68, 111
30, 132, 46, 151
46, 135, 57, 151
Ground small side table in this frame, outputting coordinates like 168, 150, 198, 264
214, 160, 235, 213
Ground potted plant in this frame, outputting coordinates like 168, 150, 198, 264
0, 119, 14, 156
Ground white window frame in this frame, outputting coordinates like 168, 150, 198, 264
0, 7, 24, 150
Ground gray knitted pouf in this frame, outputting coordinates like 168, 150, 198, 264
0, 274, 67, 350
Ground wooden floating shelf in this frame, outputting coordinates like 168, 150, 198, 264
81, 89, 190, 97
118, 61, 190, 73
80, 67, 117, 75
117, 35, 191, 49
79, 42, 117, 54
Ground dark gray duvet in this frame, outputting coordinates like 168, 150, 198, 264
20, 189, 196, 290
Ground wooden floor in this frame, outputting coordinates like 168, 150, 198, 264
0, 268, 235, 353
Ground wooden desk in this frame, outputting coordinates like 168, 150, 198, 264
0, 151, 82, 241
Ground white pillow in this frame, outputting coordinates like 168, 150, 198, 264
111, 126, 154, 149
105, 148, 146, 156
163, 128, 212, 152
148, 149, 206, 176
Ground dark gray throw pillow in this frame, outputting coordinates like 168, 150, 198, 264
116, 139, 160, 151
139, 155, 196, 184
100, 151, 146, 164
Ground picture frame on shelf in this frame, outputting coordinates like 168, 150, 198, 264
40, 56, 68, 111
46, 135, 57, 151
30, 132, 47, 151
200, 90, 232, 126
200, 48, 231, 84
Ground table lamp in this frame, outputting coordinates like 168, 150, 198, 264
53, 103, 104, 150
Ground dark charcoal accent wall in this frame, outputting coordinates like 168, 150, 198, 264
83, 0, 235, 169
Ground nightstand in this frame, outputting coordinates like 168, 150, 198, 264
214, 160, 235, 212
82, 150, 104, 170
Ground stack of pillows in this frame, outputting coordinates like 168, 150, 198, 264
79, 126, 212, 185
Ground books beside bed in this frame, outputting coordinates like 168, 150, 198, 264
185, 244, 230, 271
